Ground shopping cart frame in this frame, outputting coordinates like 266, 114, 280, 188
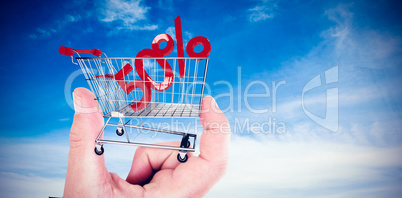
60, 47, 209, 163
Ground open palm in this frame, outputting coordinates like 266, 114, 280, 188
63, 88, 230, 197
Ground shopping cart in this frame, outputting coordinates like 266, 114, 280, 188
59, 46, 209, 163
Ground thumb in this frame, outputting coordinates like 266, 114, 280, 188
199, 96, 230, 163
64, 88, 108, 196
69, 87, 103, 149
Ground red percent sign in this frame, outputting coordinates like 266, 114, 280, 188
98, 16, 211, 111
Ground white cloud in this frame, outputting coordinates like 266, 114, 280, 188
321, 3, 402, 69
65, 14, 82, 22
207, 135, 402, 197
249, 6, 273, 22
236, 2, 402, 128
29, 14, 81, 39
30, 28, 55, 39
0, 137, 69, 177
183, 31, 193, 45
216, 3, 402, 150
0, 172, 65, 198
271, 85, 391, 122
98, 0, 158, 31
165, 26, 176, 41
248, 0, 278, 22
163, 26, 194, 54
16, 2, 402, 197
323, 3, 353, 44
0, 135, 69, 197
100, 0, 147, 22
29, 0, 158, 39
1, 120, 401, 197
0, 130, 187, 197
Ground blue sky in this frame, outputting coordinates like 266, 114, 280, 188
1, 0, 402, 197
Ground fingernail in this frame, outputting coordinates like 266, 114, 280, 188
211, 97, 219, 110
73, 92, 82, 113
209, 97, 221, 114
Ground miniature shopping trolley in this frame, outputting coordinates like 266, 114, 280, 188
59, 46, 209, 163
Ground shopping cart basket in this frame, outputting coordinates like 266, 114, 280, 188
59, 46, 209, 163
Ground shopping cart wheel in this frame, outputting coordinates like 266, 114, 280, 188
116, 128, 124, 136
177, 153, 188, 163
180, 134, 190, 148
94, 145, 104, 155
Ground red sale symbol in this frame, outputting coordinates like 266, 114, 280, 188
186, 36, 211, 61
97, 63, 152, 111
175, 16, 211, 75
175, 16, 186, 77
135, 34, 175, 91
95, 15, 211, 112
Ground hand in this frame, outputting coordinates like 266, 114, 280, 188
63, 88, 230, 197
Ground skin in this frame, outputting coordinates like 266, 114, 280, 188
63, 88, 231, 197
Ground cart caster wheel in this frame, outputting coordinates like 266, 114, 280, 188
180, 134, 190, 148
116, 128, 124, 136
94, 145, 104, 155
177, 153, 188, 163
186, 141, 190, 148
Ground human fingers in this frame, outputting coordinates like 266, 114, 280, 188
64, 88, 108, 197
145, 96, 230, 197
126, 141, 193, 185
198, 96, 231, 164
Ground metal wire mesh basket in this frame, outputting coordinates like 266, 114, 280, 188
60, 46, 209, 163
78, 56, 208, 118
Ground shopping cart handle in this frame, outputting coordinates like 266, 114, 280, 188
59, 46, 102, 57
